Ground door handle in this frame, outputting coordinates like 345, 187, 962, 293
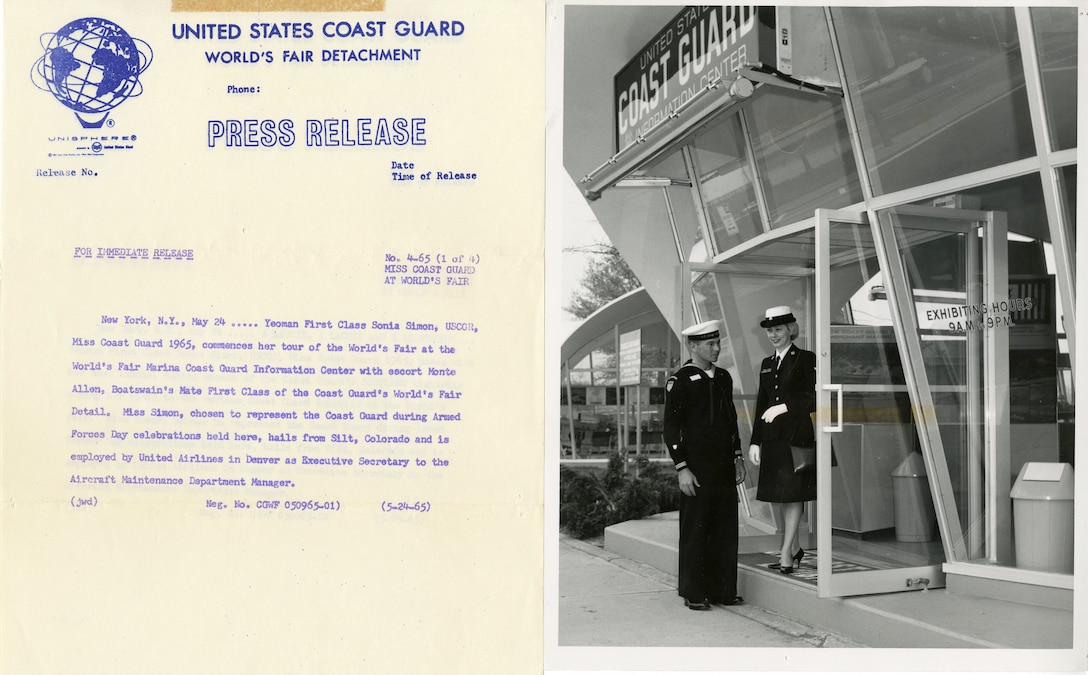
823, 383, 843, 432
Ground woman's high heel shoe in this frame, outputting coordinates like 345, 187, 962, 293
779, 565, 794, 575
769, 547, 805, 571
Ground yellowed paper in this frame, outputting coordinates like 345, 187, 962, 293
1, 2, 543, 672
172, 1, 386, 11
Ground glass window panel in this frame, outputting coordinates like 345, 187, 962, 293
882, 216, 983, 561
834, 7, 1035, 195
630, 320, 679, 369
635, 144, 705, 261
566, 370, 593, 386
826, 223, 928, 571
691, 269, 753, 382
1049, 168, 1075, 467
560, 386, 586, 405
592, 369, 618, 387
881, 208, 1066, 573
691, 271, 725, 327
691, 264, 812, 435
1031, 7, 1078, 151
1059, 165, 1076, 251
641, 371, 668, 387
910, 178, 1073, 468
923, 174, 1048, 243
618, 383, 662, 444
1056, 230, 1075, 459
641, 147, 689, 181
568, 331, 619, 387
591, 186, 680, 283
640, 146, 707, 262
834, 270, 909, 389
746, 89, 863, 228
668, 183, 708, 263
689, 115, 763, 253
689, 265, 815, 531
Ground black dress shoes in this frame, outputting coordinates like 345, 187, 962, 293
684, 597, 711, 610
711, 595, 744, 606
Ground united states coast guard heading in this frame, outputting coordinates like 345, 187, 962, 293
173, 19, 464, 65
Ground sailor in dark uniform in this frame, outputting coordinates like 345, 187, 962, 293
748, 306, 817, 574
663, 320, 744, 610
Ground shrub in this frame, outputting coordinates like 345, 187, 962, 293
559, 452, 680, 539
635, 457, 681, 513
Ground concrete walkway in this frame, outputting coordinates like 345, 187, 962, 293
598, 512, 1077, 651
558, 535, 865, 649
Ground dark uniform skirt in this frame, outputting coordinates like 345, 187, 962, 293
755, 438, 816, 503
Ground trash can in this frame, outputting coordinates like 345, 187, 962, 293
891, 452, 937, 543
1011, 462, 1075, 574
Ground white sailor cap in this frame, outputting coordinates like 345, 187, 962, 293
760, 305, 796, 328
681, 320, 720, 341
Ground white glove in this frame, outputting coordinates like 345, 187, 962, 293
748, 444, 761, 466
761, 403, 788, 423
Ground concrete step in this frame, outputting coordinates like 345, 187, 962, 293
603, 512, 1073, 649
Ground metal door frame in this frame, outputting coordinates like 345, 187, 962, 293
815, 208, 946, 596
816, 205, 1007, 596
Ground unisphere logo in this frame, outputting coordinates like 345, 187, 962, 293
31, 17, 152, 129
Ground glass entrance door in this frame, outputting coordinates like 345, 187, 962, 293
814, 209, 947, 597
815, 205, 1008, 597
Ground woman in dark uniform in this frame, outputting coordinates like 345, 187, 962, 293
747, 306, 817, 574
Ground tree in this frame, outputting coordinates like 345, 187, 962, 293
564, 243, 641, 319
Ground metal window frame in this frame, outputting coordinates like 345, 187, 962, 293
1015, 6, 1076, 373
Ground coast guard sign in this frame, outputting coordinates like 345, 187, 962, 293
613, 6, 760, 152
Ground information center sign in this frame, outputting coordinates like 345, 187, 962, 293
613, 5, 761, 152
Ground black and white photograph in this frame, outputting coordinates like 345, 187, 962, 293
546, 2, 1085, 671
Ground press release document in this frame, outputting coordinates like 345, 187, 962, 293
1, 1, 544, 672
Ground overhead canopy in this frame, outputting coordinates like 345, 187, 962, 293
561, 287, 663, 366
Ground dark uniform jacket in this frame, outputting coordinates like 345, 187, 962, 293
663, 361, 742, 484
750, 344, 817, 448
